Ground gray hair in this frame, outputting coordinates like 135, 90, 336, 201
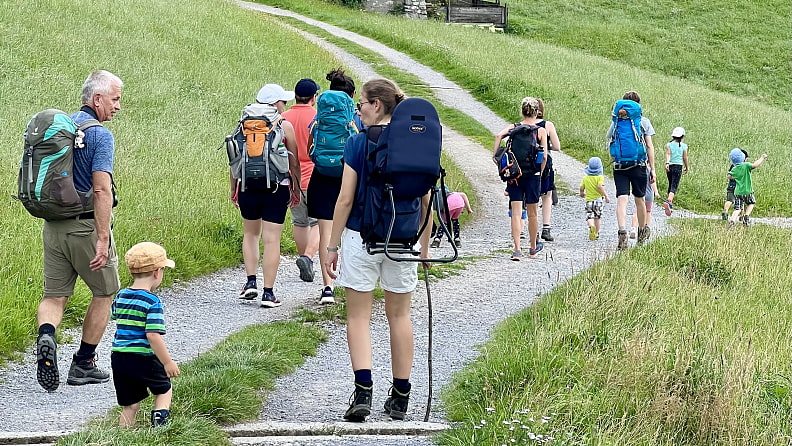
81, 70, 123, 104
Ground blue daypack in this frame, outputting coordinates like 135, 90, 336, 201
608, 99, 646, 167
310, 90, 358, 177
361, 98, 455, 262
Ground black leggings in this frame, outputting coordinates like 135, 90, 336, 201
666, 164, 683, 194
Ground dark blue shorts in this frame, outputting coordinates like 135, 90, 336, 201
540, 155, 555, 195
506, 173, 541, 205
111, 352, 171, 407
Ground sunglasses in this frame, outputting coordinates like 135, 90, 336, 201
356, 100, 372, 111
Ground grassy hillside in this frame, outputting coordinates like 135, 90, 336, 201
256, 0, 792, 216
0, 0, 347, 360
441, 221, 792, 445
505, 0, 791, 111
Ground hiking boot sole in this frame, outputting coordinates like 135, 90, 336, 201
344, 404, 371, 422
260, 300, 282, 308
36, 335, 59, 392
296, 257, 314, 282
320, 295, 335, 305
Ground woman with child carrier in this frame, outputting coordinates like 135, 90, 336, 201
324, 78, 431, 422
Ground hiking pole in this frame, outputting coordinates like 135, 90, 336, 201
422, 262, 433, 422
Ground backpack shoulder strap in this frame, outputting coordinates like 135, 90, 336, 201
78, 119, 102, 131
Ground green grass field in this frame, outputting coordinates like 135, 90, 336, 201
440, 221, 792, 445
253, 0, 792, 216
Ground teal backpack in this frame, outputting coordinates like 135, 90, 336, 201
608, 99, 646, 168
15, 109, 102, 220
310, 90, 358, 177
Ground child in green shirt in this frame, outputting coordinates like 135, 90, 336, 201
727, 148, 768, 226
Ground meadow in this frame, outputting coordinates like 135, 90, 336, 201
254, 0, 792, 215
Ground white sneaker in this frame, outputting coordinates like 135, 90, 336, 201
629, 228, 637, 239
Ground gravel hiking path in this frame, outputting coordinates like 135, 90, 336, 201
1, 3, 788, 445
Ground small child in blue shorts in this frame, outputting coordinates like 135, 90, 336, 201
111, 242, 179, 427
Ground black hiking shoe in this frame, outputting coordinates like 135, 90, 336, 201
67, 354, 110, 386
239, 279, 259, 300
151, 409, 171, 427
617, 230, 628, 251
296, 255, 315, 282
540, 228, 554, 242
36, 333, 59, 392
343, 384, 372, 422
383, 386, 410, 420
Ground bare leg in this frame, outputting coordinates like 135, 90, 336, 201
510, 201, 523, 252
667, 192, 676, 203
384, 290, 414, 379
119, 402, 141, 428
346, 288, 374, 371
260, 221, 284, 288
616, 195, 629, 229
81, 297, 113, 344
294, 225, 320, 259
594, 218, 601, 234
153, 388, 173, 411
634, 196, 647, 228
541, 193, 553, 225
526, 203, 539, 249
242, 219, 263, 277
317, 220, 334, 287
37, 297, 68, 329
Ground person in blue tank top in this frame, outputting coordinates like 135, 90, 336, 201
661, 126, 689, 216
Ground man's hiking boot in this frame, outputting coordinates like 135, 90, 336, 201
617, 230, 628, 250
528, 242, 544, 258
453, 237, 462, 248
260, 290, 282, 308
320, 286, 335, 305
239, 280, 258, 300
430, 237, 441, 248
295, 255, 315, 282
36, 333, 59, 392
540, 228, 554, 242
67, 354, 110, 386
344, 384, 372, 422
384, 386, 410, 421
151, 409, 170, 427
637, 226, 651, 244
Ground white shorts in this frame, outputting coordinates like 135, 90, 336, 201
336, 229, 418, 294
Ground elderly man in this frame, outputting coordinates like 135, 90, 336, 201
36, 70, 123, 392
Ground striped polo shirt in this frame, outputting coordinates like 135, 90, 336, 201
111, 288, 166, 355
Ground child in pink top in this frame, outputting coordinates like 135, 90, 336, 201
430, 190, 472, 248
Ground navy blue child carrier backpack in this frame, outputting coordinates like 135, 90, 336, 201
609, 99, 646, 168
361, 98, 457, 263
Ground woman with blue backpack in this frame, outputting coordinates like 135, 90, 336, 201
306, 68, 362, 304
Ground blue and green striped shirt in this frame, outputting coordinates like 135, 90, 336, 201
111, 288, 166, 355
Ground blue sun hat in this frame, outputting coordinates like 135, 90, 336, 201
729, 148, 746, 165
585, 157, 603, 175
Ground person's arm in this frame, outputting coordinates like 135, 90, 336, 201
538, 127, 548, 174
579, 183, 586, 199
324, 164, 358, 279
546, 121, 561, 152
664, 143, 671, 172
682, 148, 689, 173
596, 182, 610, 203
459, 192, 473, 213
89, 170, 113, 271
645, 134, 656, 183
418, 193, 432, 261
229, 171, 239, 208
147, 332, 180, 378
492, 125, 513, 163
751, 153, 768, 168
282, 121, 301, 207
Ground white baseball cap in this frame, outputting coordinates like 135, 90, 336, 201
255, 84, 295, 105
671, 127, 686, 138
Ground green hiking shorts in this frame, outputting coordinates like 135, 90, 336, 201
43, 218, 120, 298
